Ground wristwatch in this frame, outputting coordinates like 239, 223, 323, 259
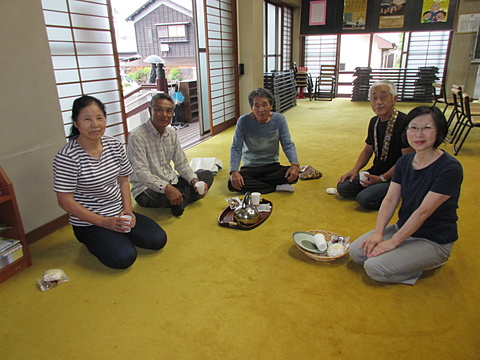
379, 174, 387, 182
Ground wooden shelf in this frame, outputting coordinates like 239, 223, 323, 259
0, 166, 32, 284
179, 80, 199, 123
0, 195, 12, 204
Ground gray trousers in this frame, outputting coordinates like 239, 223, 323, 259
349, 224, 454, 285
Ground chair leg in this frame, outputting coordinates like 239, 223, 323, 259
442, 103, 450, 115
453, 126, 472, 155
446, 109, 457, 135
447, 113, 464, 143
451, 116, 468, 147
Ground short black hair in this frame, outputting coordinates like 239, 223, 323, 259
150, 92, 174, 108
247, 88, 274, 107
402, 105, 447, 148
69, 95, 106, 139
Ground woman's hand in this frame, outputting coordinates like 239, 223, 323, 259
369, 239, 397, 257
101, 216, 133, 233
359, 233, 383, 257
230, 171, 244, 191
285, 165, 300, 182
119, 211, 136, 231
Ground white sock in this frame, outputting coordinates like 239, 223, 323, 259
276, 184, 295, 192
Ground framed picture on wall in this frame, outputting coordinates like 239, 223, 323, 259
343, 0, 368, 30
378, 0, 406, 29
473, 25, 480, 63
421, 0, 449, 23
309, 0, 327, 26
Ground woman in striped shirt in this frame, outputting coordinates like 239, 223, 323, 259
54, 95, 167, 269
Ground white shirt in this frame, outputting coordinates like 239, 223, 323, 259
127, 120, 196, 198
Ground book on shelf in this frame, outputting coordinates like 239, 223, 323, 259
0, 239, 23, 269
0, 223, 12, 233
0, 238, 20, 252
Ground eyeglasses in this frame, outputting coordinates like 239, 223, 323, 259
406, 125, 436, 133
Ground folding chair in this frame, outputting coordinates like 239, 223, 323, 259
307, 73, 314, 101
446, 85, 465, 143
452, 94, 480, 155
314, 65, 336, 101
432, 82, 453, 114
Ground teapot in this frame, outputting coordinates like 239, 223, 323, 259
234, 192, 259, 225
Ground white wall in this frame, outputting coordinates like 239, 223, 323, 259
237, 0, 301, 115
444, 0, 479, 95
0, 0, 67, 233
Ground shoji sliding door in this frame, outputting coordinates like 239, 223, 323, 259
195, 0, 239, 135
42, 0, 126, 142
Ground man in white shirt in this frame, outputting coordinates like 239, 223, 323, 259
127, 93, 214, 217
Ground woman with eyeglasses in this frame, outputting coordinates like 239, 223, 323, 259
349, 105, 463, 285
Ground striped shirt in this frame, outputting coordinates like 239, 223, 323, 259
53, 136, 133, 227
127, 120, 196, 199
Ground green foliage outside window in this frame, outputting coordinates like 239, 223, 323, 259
128, 67, 150, 83
168, 67, 183, 81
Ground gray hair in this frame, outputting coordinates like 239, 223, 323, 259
247, 88, 274, 107
369, 80, 398, 98
150, 92, 174, 108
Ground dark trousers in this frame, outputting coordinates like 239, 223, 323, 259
73, 213, 167, 269
135, 170, 214, 209
228, 163, 297, 194
337, 175, 390, 210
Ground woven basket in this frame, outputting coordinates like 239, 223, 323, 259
295, 230, 349, 262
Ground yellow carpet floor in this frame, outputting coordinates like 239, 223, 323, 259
1, 98, 479, 359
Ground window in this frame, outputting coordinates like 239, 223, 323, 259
264, 1, 293, 72
157, 24, 187, 38
304, 31, 451, 97
404, 31, 451, 83
42, 0, 126, 142
304, 35, 338, 78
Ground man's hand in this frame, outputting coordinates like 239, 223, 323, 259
165, 184, 183, 205
285, 165, 299, 182
338, 170, 358, 184
230, 171, 244, 191
360, 174, 382, 187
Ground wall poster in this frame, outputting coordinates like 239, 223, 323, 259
421, 0, 450, 23
309, 1, 327, 26
457, 13, 480, 33
379, 1, 406, 29
343, 0, 368, 30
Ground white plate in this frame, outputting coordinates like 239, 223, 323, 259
292, 231, 325, 254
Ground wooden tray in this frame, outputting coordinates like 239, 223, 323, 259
218, 199, 273, 230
